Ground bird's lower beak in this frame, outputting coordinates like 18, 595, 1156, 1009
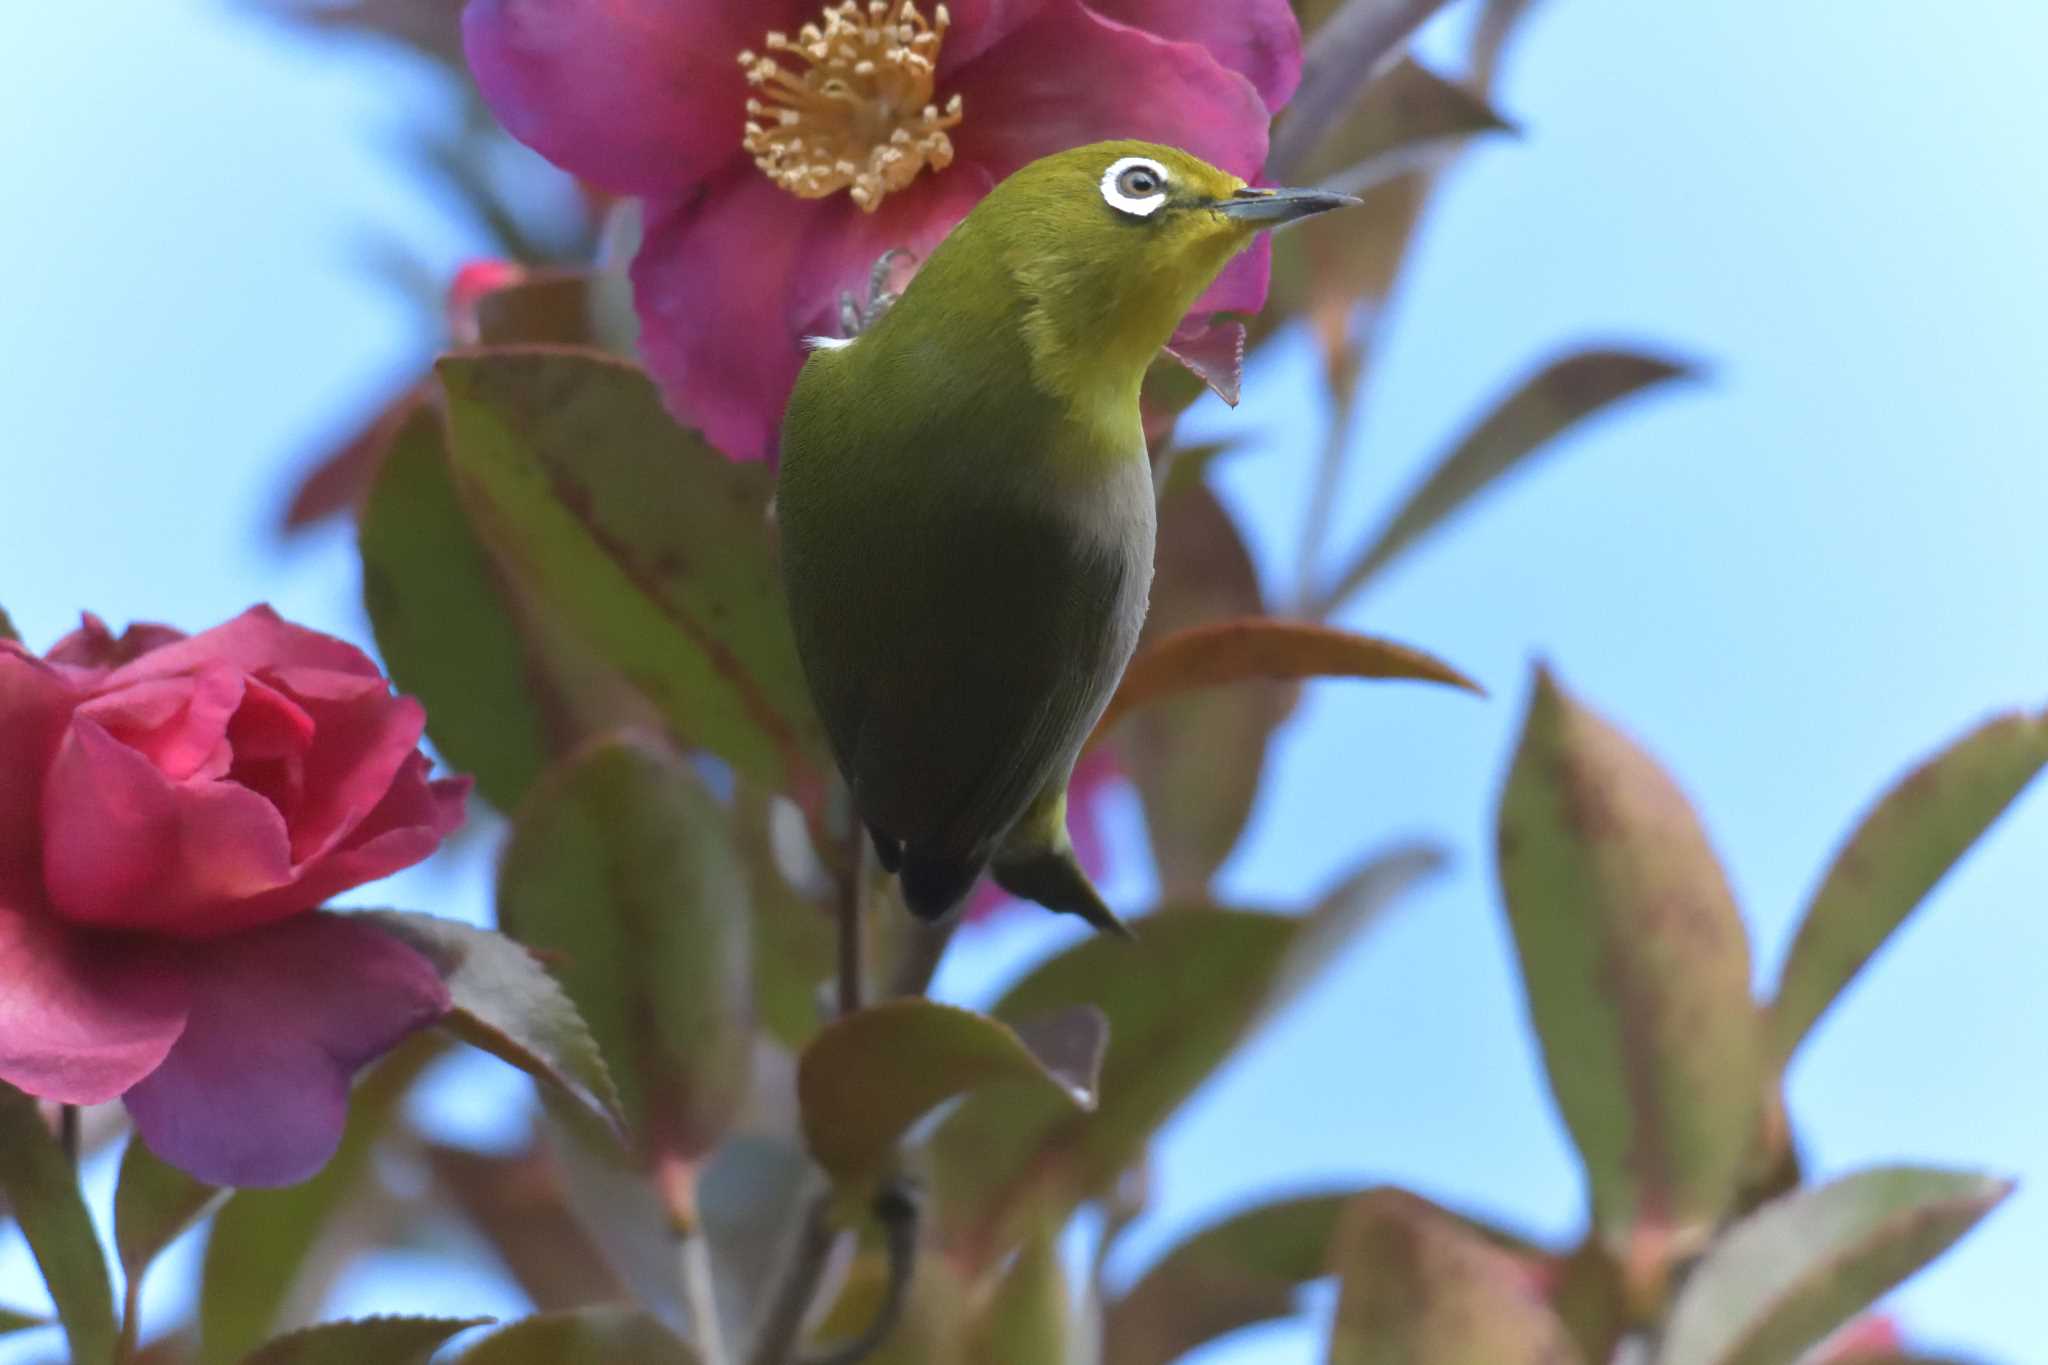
1215, 185, 1361, 226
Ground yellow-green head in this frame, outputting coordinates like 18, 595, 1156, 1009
850, 139, 1356, 412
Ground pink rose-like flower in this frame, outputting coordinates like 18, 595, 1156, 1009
0, 608, 468, 1186
464, 0, 1302, 462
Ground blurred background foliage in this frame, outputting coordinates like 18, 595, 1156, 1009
1, 1, 2044, 1363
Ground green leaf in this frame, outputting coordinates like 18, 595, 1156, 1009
436, 349, 825, 794
359, 911, 626, 1138
200, 1036, 440, 1363
1497, 668, 1759, 1275
0, 1306, 48, 1337
1110, 1186, 1555, 1365
1659, 1167, 2012, 1365
0, 604, 18, 642
1267, 0, 1461, 181
239, 1315, 490, 1365
1090, 617, 1481, 746
454, 1308, 698, 1363
1107, 1192, 1350, 1365
498, 732, 752, 1158
733, 790, 835, 1050
115, 1138, 226, 1338
359, 403, 552, 810
931, 845, 1444, 1270
798, 1000, 1104, 1185
1122, 482, 1285, 897
0, 1085, 116, 1365
1765, 710, 2048, 1067
968, 1222, 1068, 1365
535, 1107, 686, 1328
1322, 349, 1697, 609
1327, 1189, 1583, 1364
1309, 59, 1516, 199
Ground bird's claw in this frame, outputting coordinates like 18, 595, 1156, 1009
837, 247, 915, 337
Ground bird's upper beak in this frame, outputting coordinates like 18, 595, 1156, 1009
1215, 185, 1361, 226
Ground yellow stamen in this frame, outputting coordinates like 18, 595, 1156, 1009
739, 1, 964, 212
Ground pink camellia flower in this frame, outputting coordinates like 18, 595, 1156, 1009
0, 608, 469, 1186
464, 0, 1302, 462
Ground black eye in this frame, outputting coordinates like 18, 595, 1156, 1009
1116, 165, 1163, 198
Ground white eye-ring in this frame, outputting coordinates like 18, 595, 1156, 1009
1100, 155, 1170, 217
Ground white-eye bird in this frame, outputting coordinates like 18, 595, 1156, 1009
777, 140, 1355, 935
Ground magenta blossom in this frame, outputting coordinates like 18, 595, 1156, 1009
465, 0, 1302, 461
0, 608, 468, 1186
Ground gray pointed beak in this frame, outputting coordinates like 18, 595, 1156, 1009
1215, 185, 1361, 226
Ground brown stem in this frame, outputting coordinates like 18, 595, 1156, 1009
836, 823, 867, 1018
1294, 345, 1365, 614
58, 1105, 79, 1167
747, 1194, 840, 1365
802, 1180, 920, 1365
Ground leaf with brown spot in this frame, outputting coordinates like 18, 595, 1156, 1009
1327, 1189, 1583, 1364
1658, 1168, 2012, 1365
1765, 710, 2048, 1068
930, 845, 1444, 1271
1497, 668, 1759, 1276
497, 732, 753, 1162
1091, 618, 1481, 748
798, 1001, 1104, 1186
1321, 349, 1698, 610
359, 405, 554, 811
437, 349, 826, 795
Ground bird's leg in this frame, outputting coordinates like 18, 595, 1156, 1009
837, 247, 915, 337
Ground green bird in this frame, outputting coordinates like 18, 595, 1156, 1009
777, 140, 1354, 936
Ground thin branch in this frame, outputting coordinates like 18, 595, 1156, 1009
747, 1193, 840, 1365
59, 1104, 79, 1167
836, 822, 868, 1017
802, 1180, 920, 1365
885, 917, 959, 1000
682, 1233, 733, 1365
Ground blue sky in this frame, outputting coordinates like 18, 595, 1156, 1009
3, 2, 2045, 1360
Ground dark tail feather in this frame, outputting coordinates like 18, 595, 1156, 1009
899, 851, 984, 921
868, 824, 904, 874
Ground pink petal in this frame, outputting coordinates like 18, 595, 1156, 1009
463, 0, 808, 196
786, 161, 998, 348
231, 761, 470, 924
950, 0, 1271, 184
0, 906, 191, 1105
636, 158, 996, 463
260, 679, 425, 866
937, 0, 1053, 70
0, 647, 74, 912
41, 716, 294, 937
1196, 236, 1274, 319
123, 912, 450, 1186
98, 606, 379, 690
76, 665, 245, 784
44, 614, 185, 674
1164, 318, 1247, 406
1084, 0, 1303, 111
636, 169, 832, 463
